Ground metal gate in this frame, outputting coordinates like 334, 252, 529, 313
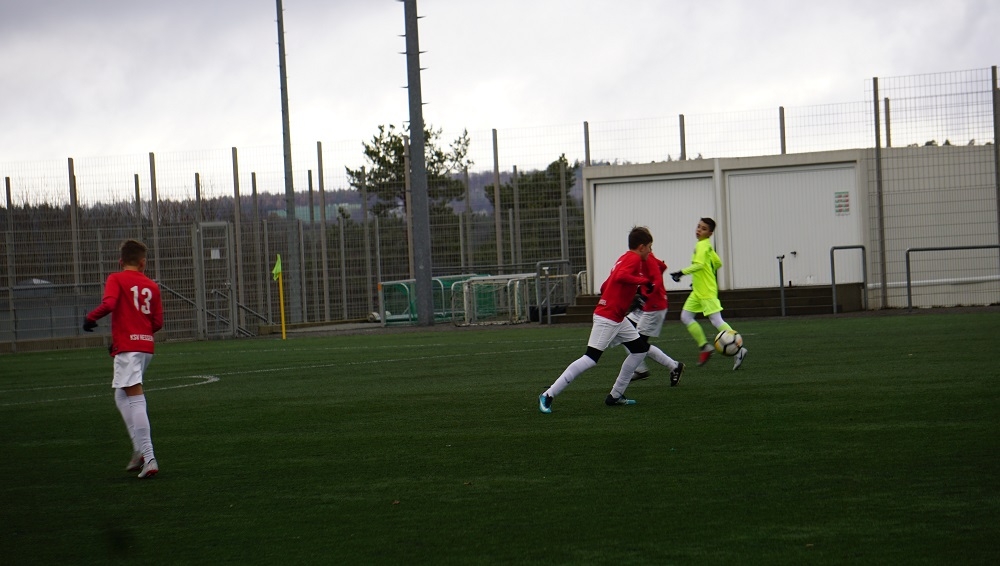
192, 222, 240, 339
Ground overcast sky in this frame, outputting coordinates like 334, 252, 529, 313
1, 0, 996, 163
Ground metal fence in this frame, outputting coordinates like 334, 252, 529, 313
865, 69, 1000, 309
2, 66, 998, 350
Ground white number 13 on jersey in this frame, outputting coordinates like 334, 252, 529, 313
130, 285, 153, 314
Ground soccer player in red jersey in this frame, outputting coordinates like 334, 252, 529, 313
616, 250, 685, 385
84, 239, 163, 478
538, 227, 679, 413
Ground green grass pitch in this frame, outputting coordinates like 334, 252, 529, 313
2, 311, 998, 564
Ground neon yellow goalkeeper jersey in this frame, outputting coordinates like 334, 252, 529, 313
681, 238, 722, 299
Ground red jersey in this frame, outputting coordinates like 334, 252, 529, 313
641, 252, 668, 312
594, 250, 651, 322
87, 270, 163, 356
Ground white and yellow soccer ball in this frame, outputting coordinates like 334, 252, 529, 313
714, 329, 743, 357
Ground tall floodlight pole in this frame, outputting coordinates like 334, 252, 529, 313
402, 0, 433, 326
276, 0, 301, 322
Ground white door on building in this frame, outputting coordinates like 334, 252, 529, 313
726, 165, 863, 289
592, 176, 714, 292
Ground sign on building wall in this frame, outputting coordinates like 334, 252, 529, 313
835, 191, 850, 216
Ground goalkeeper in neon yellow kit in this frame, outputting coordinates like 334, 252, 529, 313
670, 217, 748, 370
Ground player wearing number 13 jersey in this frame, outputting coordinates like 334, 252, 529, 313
84, 239, 163, 478
87, 264, 163, 356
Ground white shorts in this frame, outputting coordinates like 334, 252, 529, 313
588, 314, 640, 351
112, 351, 153, 389
635, 309, 667, 338
607, 309, 667, 349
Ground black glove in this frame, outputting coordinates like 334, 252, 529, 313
644, 281, 655, 294
82, 319, 97, 332
629, 292, 646, 312
670, 271, 683, 283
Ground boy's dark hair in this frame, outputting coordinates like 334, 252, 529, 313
700, 217, 716, 233
628, 226, 653, 249
120, 239, 148, 266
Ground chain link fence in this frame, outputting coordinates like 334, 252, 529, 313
2, 66, 997, 350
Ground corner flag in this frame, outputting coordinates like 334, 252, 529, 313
272, 254, 282, 281
272, 254, 286, 340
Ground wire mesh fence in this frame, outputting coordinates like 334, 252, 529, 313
864, 68, 999, 310
2, 66, 998, 349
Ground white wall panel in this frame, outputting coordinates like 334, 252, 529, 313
592, 176, 714, 292
726, 166, 863, 288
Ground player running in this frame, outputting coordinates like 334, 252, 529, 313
670, 217, 748, 370
538, 226, 679, 413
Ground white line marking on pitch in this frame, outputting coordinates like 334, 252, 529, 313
0, 375, 220, 407
2, 339, 634, 407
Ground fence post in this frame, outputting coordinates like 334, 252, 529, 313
133, 174, 142, 241
492, 128, 504, 273
543, 266, 551, 324
463, 166, 473, 272
339, 217, 348, 320
263, 218, 272, 324
227, 223, 239, 338
67, 158, 81, 290
374, 216, 385, 326
512, 165, 521, 266
403, 136, 415, 280
231, 147, 246, 329
507, 209, 515, 271
679, 114, 687, 160
361, 167, 374, 314
779, 106, 786, 155
4, 178, 16, 349
992, 66, 999, 260
583, 121, 591, 166
192, 224, 206, 340
872, 77, 889, 308
194, 172, 204, 224
559, 160, 569, 261
148, 152, 161, 281
307, 170, 320, 317
317, 141, 331, 321
459, 214, 466, 274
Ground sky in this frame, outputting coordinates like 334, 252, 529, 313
1, 0, 996, 164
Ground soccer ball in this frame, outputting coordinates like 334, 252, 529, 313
714, 330, 743, 356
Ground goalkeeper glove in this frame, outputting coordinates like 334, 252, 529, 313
629, 292, 646, 312
82, 319, 97, 332
670, 271, 683, 283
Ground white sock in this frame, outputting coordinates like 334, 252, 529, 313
545, 355, 597, 397
114, 389, 138, 452
610, 352, 646, 398
645, 345, 678, 370
128, 395, 155, 462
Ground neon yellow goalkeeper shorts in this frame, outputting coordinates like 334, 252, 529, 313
681, 295, 723, 316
